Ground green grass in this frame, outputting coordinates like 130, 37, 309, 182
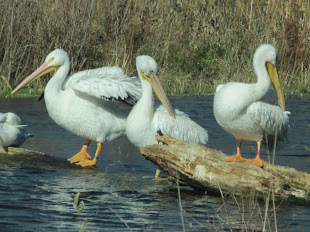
0, 87, 43, 99
1, 0, 309, 97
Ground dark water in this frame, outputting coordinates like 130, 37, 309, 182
0, 96, 309, 232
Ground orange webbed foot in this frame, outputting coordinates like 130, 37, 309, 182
225, 154, 246, 162
68, 147, 91, 163
244, 154, 263, 168
75, 142, 102, 167
75, 158, 98, 167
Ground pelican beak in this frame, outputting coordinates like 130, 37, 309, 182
141, 72, 176, 119
11, 60, 60, 95
266, 62, 285, 111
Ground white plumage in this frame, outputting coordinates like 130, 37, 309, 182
0, 112, 21, 125
12, 49, 141, 166
126, 55, 208, 150
63, 67, 141, 104
0, 112, 32, 148
213, 44, 289, 167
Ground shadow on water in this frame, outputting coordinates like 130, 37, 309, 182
0, 96, 309, 231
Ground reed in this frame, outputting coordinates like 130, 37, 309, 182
0, 0, 309, 96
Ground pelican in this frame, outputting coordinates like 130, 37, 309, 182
0, 112, 32, 148
11, 49, 141, 167
126, 55, 208, 177
213, 44, 290, 167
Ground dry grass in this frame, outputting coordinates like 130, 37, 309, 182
0, 0, 309, 96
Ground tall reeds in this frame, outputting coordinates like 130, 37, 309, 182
0, 0, 309, 96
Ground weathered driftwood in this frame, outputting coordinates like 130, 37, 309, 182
141, 135, 310, 205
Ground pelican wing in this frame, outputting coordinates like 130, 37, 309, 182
247, 101, 290, 138
0, 123, 31, 148
65, 66, 142, 105
153, 105, 208, 145
0, 123, 19, 147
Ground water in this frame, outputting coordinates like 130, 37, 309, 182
0, 96, 309, 231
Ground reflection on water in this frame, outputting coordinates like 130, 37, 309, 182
0, 96, 309, 231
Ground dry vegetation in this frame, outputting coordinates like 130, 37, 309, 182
0, 0, 309, 97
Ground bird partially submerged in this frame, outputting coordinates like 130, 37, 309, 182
213, 44, 290, 167
11, 49, 141, 167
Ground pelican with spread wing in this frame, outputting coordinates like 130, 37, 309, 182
126, 55, 208, 176
213, 44, 290, 167
0, 112, 32, 148
12, 49, 141, 167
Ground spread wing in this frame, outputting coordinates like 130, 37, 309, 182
153, 105, 208, 145
63, 66, 142, 105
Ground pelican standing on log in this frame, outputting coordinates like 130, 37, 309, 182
213, 44, 290, 167
0, 112, 32, 148
126, 55, 208, 177
11, 49, 141, 167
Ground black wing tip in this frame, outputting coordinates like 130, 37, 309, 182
101, 93, 140, 106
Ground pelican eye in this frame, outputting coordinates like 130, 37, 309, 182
150, 70, 155, 78
48, 57, 55, 64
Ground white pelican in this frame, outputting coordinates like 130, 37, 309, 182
11, 49, 141, 167
0, 112, 32, 148
213, 44, 290, 167
126, 55, 208, 176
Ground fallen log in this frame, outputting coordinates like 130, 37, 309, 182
141, 134, 310, 205
0, 147, 79, 169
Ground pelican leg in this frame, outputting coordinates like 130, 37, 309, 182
225, 140, 246, 162
76, 142, 102, 167
245, 141, 263, 168
68, 139, 92, 163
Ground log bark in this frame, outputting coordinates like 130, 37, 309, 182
141, 135, 310, 205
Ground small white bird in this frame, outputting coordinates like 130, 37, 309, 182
0, 112, 32, 148
126, 55, 208, 177
11, 49, 141, 167
213, 44, 290, 167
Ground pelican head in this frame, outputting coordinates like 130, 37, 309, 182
5, 112, 21, 125
253, 44, 277, 68
136, 55, 175, 119
11, 49, 69, 95
253, 44, 285, 111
